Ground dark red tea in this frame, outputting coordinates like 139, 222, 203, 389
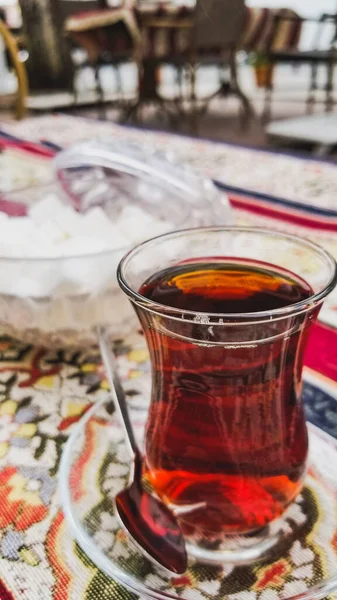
139, 260, 314, 540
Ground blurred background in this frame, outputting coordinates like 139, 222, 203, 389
0, 0, 337, 156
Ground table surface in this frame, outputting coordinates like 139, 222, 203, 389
267, 112, 337, 146
0, 115, 337, 600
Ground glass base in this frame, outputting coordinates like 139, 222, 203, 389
186, 526, 281, 565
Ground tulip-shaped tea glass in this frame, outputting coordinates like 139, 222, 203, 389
117, 227, 337, 564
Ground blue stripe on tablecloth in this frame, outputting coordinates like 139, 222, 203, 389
0, 130, 57, 158
304, 381, 337, 439
215, 181, 337, 219
0, 130, 26, 143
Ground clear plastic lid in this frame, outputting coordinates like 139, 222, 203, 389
52, 139, 232, 231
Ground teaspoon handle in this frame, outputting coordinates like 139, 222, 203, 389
97, 327, 138, 459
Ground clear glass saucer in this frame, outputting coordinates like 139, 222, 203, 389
59, 394, 337, 600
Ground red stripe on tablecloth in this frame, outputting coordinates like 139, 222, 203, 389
305, 323, 337, 383
0, 137, 55, 158
229, 194, 337, 232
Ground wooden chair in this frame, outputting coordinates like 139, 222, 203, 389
62, 0, 140, 105
0, 17, 28, 119
187, 0, 252, 126
130, 0, 252, 131
266, 13, 337, 117
60, 0, 104, 101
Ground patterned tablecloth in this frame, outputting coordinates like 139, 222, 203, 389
0, 115, 337, 599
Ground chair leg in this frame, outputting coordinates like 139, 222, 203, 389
72, 65, 80, 104
122, 100, 140, 123
94, 64, 104, 102
174, 66, 183, 100
307, 62, 317, 114
115, 65, 124, 102
94, 64, 107, 119
325, 60, 334, 112
262, 84, 273, 123
189, 64, 199, 135
219, 62, 229, 87
229, 52, 254, 122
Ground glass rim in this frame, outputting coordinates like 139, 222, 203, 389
117, 226, 337, 322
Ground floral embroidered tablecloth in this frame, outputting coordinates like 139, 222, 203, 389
0, 115, 337, 600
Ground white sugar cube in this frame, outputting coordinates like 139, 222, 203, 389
0, 241, 23, 257
99, 224, 129, 250
61, 247, 120, 293
0, 219, 35, 249
29, 193, 65, 224
80, 206, 117, 240
51, 205, 83, 236
147, 223, 169, 239
36, 219, 66, 246
128, 219, 173, 243
75, 207, 129, 250
0, 262, 62, 297
118, 206, 171, 244
58, 236, 108, 257
0, 190, 174, 304
118, 208, 154, 240
8, 217, 36, 243
118, 205, 154, 226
